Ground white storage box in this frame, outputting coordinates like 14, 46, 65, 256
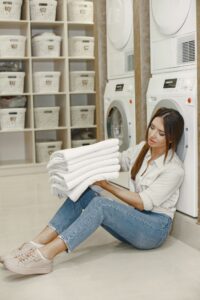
33, 71, 61, 93
69, 36, 94, 57
0, 0, 22, 20
71, 105, 95, 126
30, 0, 57, 21
68, 1, 93, 23
36, 140, 62, 163
0, 72, 25, 94
32, 33, 61, 57
70, 71, 95, 92
0, 35, 26, 58
0, 108, 26, 130
72, 139, 96, 148
34, 106, 60, 128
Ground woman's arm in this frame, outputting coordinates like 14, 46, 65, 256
94, 180, 144, 211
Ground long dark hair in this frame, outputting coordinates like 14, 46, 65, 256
131, 107, 184, 180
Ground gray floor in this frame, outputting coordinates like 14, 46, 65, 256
0, 173, 200, 300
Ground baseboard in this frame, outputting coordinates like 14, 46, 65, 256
171, 211, 200, 251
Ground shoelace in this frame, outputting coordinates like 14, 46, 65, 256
17, 249, 40, 264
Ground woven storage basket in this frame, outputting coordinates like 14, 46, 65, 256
70, 71, 95, 92
68, 1, 93, 23
69, 36, 94, 57
30, 0, 57, 21
0, 35, 26, 58
34, 106, 60, 128
72, 139, 96, 148
33, 71, 61, 93
0, 107, 26, 130
0, 72, 25, 94
71, 105, 95, 126
0, 0, 22, 20
32, 33, 61, 57
36, 140, 62, 163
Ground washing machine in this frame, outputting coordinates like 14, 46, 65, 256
106, 0, 134, 79
146, 70, 197, 217
150, 0, 196, 74
104, 77, 136, 152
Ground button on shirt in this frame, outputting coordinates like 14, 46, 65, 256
119, 141, 184, 219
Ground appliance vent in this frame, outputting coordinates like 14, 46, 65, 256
125, 52, 134, 72
177, 35, 196, 64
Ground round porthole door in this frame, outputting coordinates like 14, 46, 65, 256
106, 100, 129, 151
151, 0, 192, 35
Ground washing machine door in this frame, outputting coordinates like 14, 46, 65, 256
151, 0, 192, 35
106, 100, 129, 151
107, 0, 133, 50
150, 99, 188, 161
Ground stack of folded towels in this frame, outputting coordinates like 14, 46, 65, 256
47, 138, 120, 201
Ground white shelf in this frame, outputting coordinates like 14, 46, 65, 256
0, 0, 98, 169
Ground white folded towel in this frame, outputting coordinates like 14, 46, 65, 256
49, 138, 119, 162
49, 157, 119, 181
51, 164, 120, 191
47, 145, 119, 171
48, 151, 119, 174
51, 172, 119, 201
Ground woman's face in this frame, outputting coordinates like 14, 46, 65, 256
148, 117, 167, 151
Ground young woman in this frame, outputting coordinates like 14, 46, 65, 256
2, 107, 184, 275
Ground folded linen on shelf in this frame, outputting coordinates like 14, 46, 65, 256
51, 172, 119, 201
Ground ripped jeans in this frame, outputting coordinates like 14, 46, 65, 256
48, 188, 172, 252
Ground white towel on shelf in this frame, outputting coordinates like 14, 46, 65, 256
51, 172, 119, 201
49, 157, 119, 182
47, 145, 119, 171
50, 164, 120, 191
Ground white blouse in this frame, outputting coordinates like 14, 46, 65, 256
119, 141, 184, 219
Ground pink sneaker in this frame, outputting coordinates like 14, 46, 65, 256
4, 248, 53, 275
0, 241, 42, 264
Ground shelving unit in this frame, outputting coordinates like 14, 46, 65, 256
0, 0, 100, 174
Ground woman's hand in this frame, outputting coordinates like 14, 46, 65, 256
93, 180, 109, 189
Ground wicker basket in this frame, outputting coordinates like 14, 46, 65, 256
0, 35, 26, 58
68, 1, 93, 23
0, 0, 22, 20
36, 140, 62, 163
34, 106, 60, 128
0, 72, 25, 94
71, 105, 95, 126
33, 71, 61, 93
0, 108, 26, 130
30, 0, 57, 21
72, 139, 96, 148
70, 71, 95, 92
32, 33, 61, 57
69, 36, 94, 57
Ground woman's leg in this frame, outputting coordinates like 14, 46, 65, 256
40, 196, 172, 259
32, 188, 99, 245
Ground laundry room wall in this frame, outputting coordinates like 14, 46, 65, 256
197, 0, 200, 224
94, 0, 107, 140
133, 0, 151, 142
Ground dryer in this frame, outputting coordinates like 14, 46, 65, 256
146, 70, 197, 217
150, 0, 196, 74
106, 0, 134, 79
104, 77, 136, 151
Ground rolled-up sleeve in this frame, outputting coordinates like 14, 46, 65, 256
139, 167, 184, 211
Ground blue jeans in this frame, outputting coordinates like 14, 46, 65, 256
48, 188, 172, 252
